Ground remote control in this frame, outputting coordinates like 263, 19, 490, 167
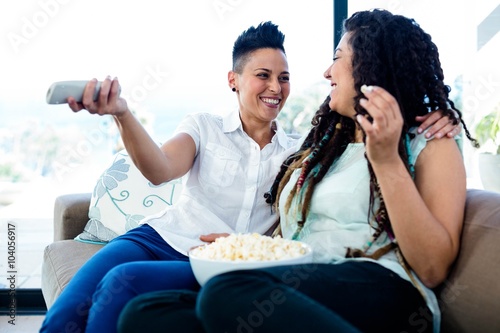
46, 80, 121, 104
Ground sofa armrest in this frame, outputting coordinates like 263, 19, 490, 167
53, 193, 92, 241
438, 189, 500, 333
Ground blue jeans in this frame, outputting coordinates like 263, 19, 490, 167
40, 224, 199, 333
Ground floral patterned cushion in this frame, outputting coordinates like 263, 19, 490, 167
75, 149, 182, 244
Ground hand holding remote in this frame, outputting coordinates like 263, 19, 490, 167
46, 80, 122, 104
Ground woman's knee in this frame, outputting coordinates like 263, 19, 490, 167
197, 270, 274, 319
197, 273, 235, 325
117, 295, 145, 333
118, 290, 201, 333
93, 263, 140, 301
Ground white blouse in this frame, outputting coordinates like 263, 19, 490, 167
143, 110, 300, 255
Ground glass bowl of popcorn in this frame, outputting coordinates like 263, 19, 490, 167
189, 233, 313, 286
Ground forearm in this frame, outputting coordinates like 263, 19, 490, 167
113, 111, 170, 185
371, 159, 457, 287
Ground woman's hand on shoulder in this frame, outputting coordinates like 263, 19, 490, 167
68, 77, 129, 117
416, 110, 461, 139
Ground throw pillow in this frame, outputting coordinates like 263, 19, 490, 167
75, 149, 182, 244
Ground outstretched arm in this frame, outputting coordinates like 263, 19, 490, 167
68, 77, 196, 185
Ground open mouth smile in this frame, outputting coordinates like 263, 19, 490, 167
261, 97, 280, 105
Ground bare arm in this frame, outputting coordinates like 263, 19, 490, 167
370, 139, 465, 288
68, 77, 196, 185
114, 111, 196, 184
358, 86, 466, 288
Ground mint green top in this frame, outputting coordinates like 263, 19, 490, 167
279, 128, 440, 333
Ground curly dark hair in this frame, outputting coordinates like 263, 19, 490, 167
266, 9, 476, 258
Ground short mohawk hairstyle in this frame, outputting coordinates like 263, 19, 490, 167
232, 21, 286, 73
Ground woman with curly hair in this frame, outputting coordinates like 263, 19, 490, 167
117, 10, 473, 333
194, 9, 475, 333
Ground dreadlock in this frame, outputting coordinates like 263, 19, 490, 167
266, 9, 477, 257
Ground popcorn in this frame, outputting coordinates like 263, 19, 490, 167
190, 233, 307, 261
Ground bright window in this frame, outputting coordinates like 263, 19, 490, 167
0, 0, 333, 289
348, 0, 500, 191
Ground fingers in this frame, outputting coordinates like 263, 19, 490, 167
357, 86, 404, 165
430, 117, 453, 139
416, 109, 462, 139
199, 233, 230, 243
447, 124, 462, 138
360, 85, 399, 121
358, 85, 402, 132
67, 97, 84, 112
416, 111, 444, 138
417, 111, 460, 139
108, 78, 121, 106
356, 113, 372, 132
81, 78, 99, 112
416, 113, 436, 133
79, 76, 120, 115
437, 121, 462, 139
97, 76, 119, 104
97, 77, 112, 106
199, 234, 214, 242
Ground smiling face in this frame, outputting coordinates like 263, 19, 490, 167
324, 33, 356, 118
229, 48, 290, 125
